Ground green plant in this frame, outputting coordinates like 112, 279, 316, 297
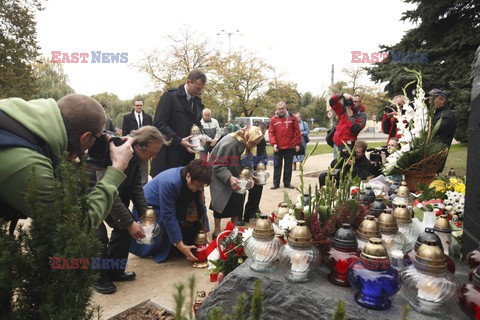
0, 155, 102, 319
332, 301, 346, 320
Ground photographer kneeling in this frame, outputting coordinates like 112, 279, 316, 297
318, 141, 371, 187
87, 126, 168, 294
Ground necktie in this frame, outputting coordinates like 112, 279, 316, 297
188, 97, 193, 110
138, 114, 142, 128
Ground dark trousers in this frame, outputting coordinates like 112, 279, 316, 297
244, 184, 263, 222
273, 148, 295, 186
97, 222, 131, 280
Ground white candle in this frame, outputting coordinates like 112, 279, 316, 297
290, 251, 309, 272
390, 249, 404, 270
417, 278, 442, 301
254, 244, 271, 261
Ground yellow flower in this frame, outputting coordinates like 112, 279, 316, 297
454, 183, 466, 194
429, 180, 446, 192
449, 178, 459, 186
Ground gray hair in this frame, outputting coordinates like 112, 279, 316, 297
129, 125, 171, 149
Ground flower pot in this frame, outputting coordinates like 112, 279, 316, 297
403, 171, 436, 192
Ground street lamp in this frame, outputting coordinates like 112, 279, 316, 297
217, 29, 241, 122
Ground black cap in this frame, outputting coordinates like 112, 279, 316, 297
426, 89, 447, 99
333, 223, 358, 249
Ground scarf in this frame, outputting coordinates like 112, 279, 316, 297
229, 125, 263, 156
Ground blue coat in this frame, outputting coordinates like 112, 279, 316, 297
129, 167, 207, 263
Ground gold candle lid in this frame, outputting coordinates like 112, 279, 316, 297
145, 206, 156, 222
253, 214, 275, 240
240, 168, 251, 179
434, 214, 452, 233
414, 240, 447, 274
361, 237, 389, 260
287, 220, 312, 247
275, 202, 290, 222
256, 162, 266, 172
397, 180, 410, 197
393, 204, 411, 224
357, 215, 380, 241
378, 210, 398, 234
195, 231, 208, 245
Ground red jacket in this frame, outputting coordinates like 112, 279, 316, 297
268, 112, 302, 150
329, 94, 367, 147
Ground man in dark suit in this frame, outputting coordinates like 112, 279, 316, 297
122, 100, 153, 184
150, 69, 206, 177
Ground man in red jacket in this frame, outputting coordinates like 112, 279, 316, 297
329, 93, 367, 152
268, 101, 302, 189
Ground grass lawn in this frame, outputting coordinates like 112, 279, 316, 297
264, 142, 468, 177
440, 143, 468, 177
265, 142, 385, 156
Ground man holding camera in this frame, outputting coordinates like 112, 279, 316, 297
150, 69, 206, 177
381, 95, 405, 141
318, 141, 371, 186
87, 125, 167, 294
0, 94, 134, 233
329, 93, 367, 152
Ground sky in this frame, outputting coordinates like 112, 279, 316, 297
35, 0, 417, 101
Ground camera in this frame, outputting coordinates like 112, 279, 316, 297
344, 99, 353, 107
340, 149, 351, 160
87, 130, 125, 167
367, 146, 388, 177
384, 104, 398, 114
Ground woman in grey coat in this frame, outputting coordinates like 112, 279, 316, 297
209, 126, 264, 237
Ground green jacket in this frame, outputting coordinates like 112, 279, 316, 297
0, 98, 126, 229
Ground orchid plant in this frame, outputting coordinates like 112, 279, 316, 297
383, 68, 446, 176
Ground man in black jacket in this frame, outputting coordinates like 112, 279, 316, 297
318, 140, 371, 187
87, 126, 167, 294
427, 89, 457, 172
122, 100, 153, 136
122, 100, 153, 184
151, 69, 206, 177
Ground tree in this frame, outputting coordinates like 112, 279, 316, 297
135, 27, 220, 90
32, 57, 75, 100
90, 92, 129, 129
0, 0, 43, 99
367, 0, 480, 143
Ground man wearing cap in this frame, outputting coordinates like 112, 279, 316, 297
427, 89, 457, 148
427, 89, 457, 172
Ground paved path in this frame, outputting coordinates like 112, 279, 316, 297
93, 153, 334, 319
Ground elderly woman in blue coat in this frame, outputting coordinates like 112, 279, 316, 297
130, 159, 212, 262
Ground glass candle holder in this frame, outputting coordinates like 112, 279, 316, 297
274, 202, 290, 223
234, 168, 252, 194
393, 204, 418, 252
403, 227, 456, 274
189, 125, 204, 152
326, 223, 361, 287
136, 206, 160, 245
378, 210, 406, 270
356, 215, 381, 251
193, 231, 208, 268
459, 266, 480, 320
279, 221, 319, 282
392, 180, 410, 209
244, 215, 282, 272
253, 162, 269, 185
348, 238, 401, 310
433, 214, 453, 257
362, 185, 376, 206
401, 240, 459, 316
467, 247, 480, 269
370, 197, 387, 218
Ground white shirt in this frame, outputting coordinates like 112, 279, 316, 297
135, 111, 143, 128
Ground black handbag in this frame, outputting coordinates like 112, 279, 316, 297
326, 126, 336, 148
296, 144, 305, 156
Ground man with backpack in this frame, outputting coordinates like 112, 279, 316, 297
268, 101, 302, 189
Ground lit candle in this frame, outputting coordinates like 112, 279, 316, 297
417, 278, 442, 301
290, 251, 309, 272
390, 250, 404, 271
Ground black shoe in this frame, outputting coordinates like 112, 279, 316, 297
270, 185, 280, 190
95, 281, 116, 294
284, 185, 295, 189
110, 271, 136, 282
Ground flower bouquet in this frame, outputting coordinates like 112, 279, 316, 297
383, 69, 449, 190
207, 222, 248, 282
